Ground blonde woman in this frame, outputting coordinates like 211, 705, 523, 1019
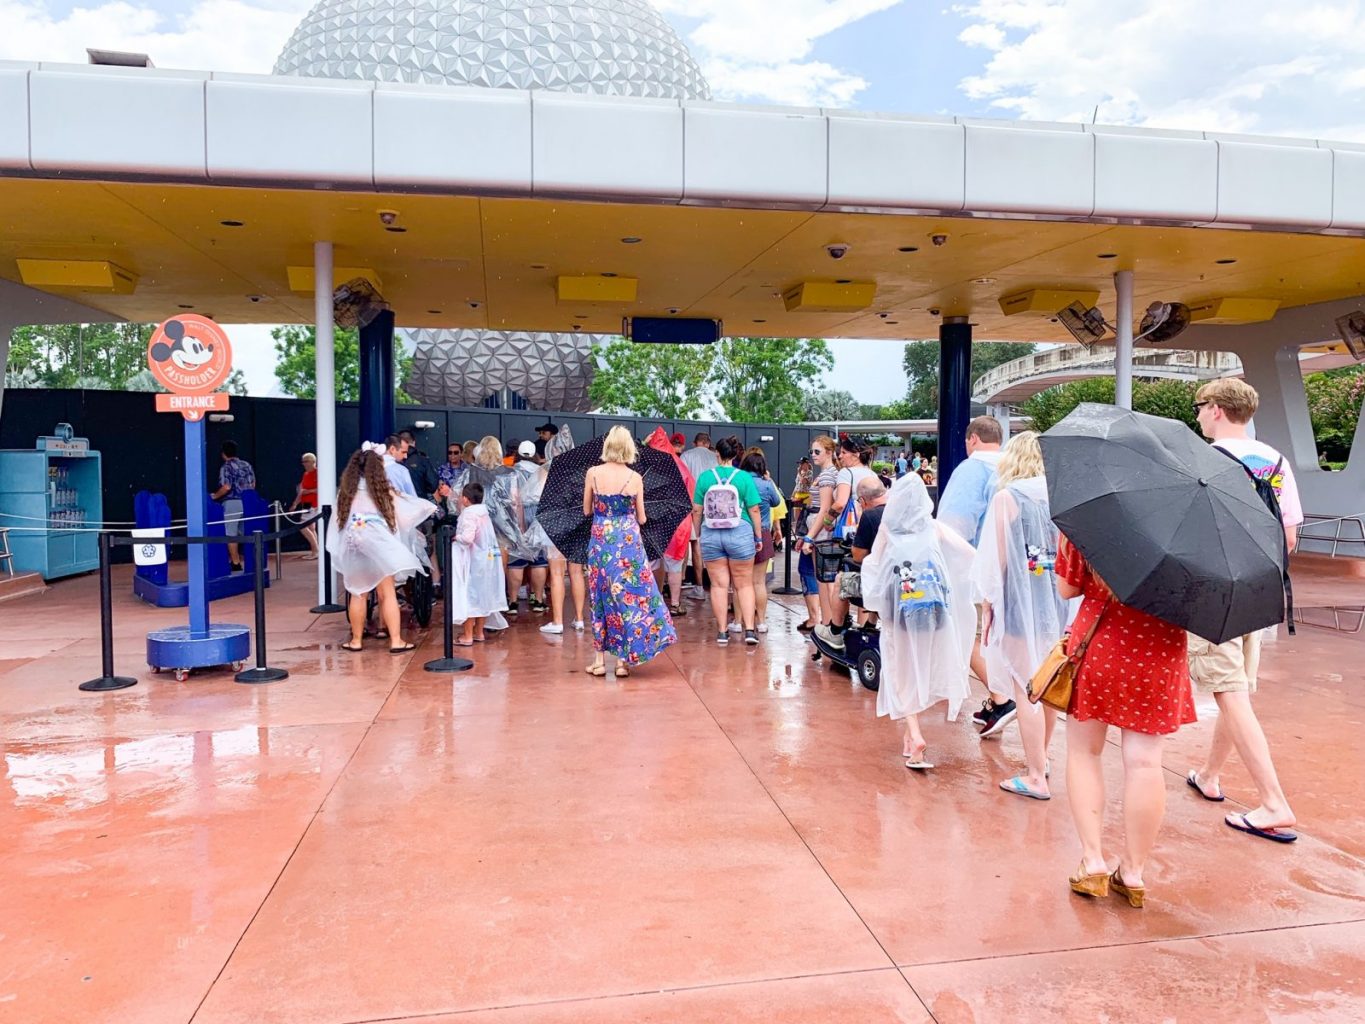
582, 426, 676, 676
971, 431, 1072, 799
289, 451, 320, 558
796, 435, 839, 632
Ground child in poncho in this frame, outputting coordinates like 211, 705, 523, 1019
449, 482, 508, 645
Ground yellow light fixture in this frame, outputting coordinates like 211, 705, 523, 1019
286, 266, 383, 294
556, 275, 638, 304
782, 280, 876, 313
1187, 297, 1281, 325
17, 258, 138, 294
999, 288, 1101, 317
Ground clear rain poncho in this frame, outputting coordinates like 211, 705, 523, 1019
862, 474, 977, 722
970, 475, 1073, 693
327, 479, 437, 596
447, 502, 508, 622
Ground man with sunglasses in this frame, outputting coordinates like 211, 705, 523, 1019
438, 442, 469, 502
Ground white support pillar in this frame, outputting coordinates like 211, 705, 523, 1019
314, 241, 336, 605
987, 402, 1011, 442
1113, 270, 1134, 409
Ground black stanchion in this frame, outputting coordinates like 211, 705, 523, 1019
310, 505, 346, 614
78, 531, 138, 692
236, 533, 289, 684
425, 523, 473, 673
772, 503, 803, 595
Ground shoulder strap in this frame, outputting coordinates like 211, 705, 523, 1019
1070, 598, 1111, 660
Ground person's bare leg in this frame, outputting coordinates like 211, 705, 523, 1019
668, 568, 684, 608
829, 594, 849, 628
375, 577, 405, 647
569, 562, 587, 623
802, 591, 819, 626
1011, 683, 1050, 795
971, 636, 1008, 704
817, 580, 836, 626
472, 615, 486, 642
1067, 717, 1110, 874
228, 541, 240, 566
903, 716, 926, 761
547, 556, 567, 626
505, 565, 524, 609
753, 563, 769, 626
346, 592, 366, 645
690, 539, 705, 592
529, 565, 548, 604
1199, 691, 1296, 829
302, 523, 319, 556
729, 558, 756, 629
1119, 729, 1167, 888
460, 618, 475, 643
706, 560, 732, 633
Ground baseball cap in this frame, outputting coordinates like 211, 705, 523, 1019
670, 432, 685, 445
517, 440, 537, 458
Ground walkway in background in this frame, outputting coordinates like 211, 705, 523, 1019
1, 557, 1362, 1023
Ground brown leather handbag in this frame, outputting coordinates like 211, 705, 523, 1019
1027, 602, 1109, 713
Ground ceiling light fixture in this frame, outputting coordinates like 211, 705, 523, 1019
427, 309, 442, 314
1097, 252, 1118, 259
220, 219, 244, 227
601, 272, 618, 277
385, 226, 407, 233
898, 246, 918, 253
177, 303, 194, 309
620, 236, 642, 244
1215, 258, 1238, 265
530, 263, 549, 270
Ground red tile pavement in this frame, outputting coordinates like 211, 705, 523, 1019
0, 556, 1362, 1023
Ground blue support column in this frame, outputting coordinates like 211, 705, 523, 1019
358, 309, 396, 442
936, 316, 972, 493
184, 416, 210, 638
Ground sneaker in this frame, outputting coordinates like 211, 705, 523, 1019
978, 699, 1018, 739
686, 585, 707, 600
572, 619, 585, 632
529, 597, 548, 613
539, 622, 564, 635
815, 624, 845, 649
507, 604, 520, 616
727, 621, 743, 633
971, 699, 993, 726
744, 630, 759, 645
716, 632, 729, 646
756, 623, 769, 634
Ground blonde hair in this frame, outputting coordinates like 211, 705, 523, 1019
462, 440, 477, 459
601, 425, 637, 465
1196, 378, 1258, 423
996, 431, 1045, 488
474, 435, 504, 468
811, 434, 835, 456
301, 452, 316, 464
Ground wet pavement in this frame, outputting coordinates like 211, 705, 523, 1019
1, 556, 1363, 1023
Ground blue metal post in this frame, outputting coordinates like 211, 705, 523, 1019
936, 316, 972, 493
358, 309, 396, 442
184, 416, 210, 638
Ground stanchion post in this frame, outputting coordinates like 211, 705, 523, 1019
310, 505, 345, 614
273, 501, 284, 580
236, 533, 289, 684
772, 503, 802, 595
79, 531, 138, 692
425, 523, 473, 673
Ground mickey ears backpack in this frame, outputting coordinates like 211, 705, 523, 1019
702, 468, 743, 530
892, 559, 950, 629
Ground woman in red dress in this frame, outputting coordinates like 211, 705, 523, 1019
1056, 534, 1194, 909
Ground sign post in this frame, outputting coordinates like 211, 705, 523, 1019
143, 315, 251, 679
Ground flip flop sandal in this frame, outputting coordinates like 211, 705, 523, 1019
1187, 769, 1225, 801
1225, 812, 1298, 843
340, 641, 364, 653
455, 639, 475, 647
999, 776, 1051, 800
904, 758, 935, 771
389, 643, 417, 654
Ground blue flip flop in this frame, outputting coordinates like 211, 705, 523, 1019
1225, 812, 1298, 843
999, 776, 1050, 800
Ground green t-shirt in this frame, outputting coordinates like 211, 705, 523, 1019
693, 465, 762, 528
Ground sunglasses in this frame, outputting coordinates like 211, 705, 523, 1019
810, 448, 827, 456
1192, 401, 1210, 415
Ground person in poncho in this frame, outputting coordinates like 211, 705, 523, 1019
462, 436, 516, 632
971, 431, 1073, 800
861, 473, 977, 769
329, 445, 438, 654
448, 481, 508, 645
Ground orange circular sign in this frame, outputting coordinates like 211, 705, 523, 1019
147, 314, 233, 395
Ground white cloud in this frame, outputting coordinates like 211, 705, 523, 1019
653, 0, 904, 106
954, 0, 1365, 140
0, 0, 311, 72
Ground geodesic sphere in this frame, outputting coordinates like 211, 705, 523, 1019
403, 328, 597, 412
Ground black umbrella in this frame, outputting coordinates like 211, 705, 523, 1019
536, 437, 693, 563
1041, 403, 1286, 644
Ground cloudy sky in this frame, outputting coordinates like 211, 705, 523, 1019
9, 0, 1365, 400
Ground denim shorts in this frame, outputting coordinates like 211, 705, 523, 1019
700, 525, 756, 563
797, 550, 819, 595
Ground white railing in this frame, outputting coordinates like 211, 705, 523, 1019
973, 345, 1242, 403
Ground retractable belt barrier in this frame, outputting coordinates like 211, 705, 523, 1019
79, 508, 327, 693
424, 521, 474, 675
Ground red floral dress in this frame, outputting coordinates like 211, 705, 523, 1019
1057, 540, 1195, 736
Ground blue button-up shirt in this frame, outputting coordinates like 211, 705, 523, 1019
936, 452, 1001, 547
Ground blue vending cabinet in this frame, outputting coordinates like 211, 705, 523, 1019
0, 425, 103, 579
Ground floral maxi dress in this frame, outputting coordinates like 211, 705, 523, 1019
587, 492, 677, 665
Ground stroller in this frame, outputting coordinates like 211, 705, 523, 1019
807, 538, 881, 691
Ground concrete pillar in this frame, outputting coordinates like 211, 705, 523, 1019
987, 402, 1011, 442
358, 308, 396, 442
314, 241, 336, 605
937, 316, 972, 491
1114, 270, 1134, 409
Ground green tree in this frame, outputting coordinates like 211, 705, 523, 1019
586, 337, 713, 418
710, 337, 834, 423
899, 340, 1039, 417
6, 322, 245, 393
1021, 377, 1200, 433
803, 386, 861, 420
1304, 365, 1365, 463
271, 325, 416, 403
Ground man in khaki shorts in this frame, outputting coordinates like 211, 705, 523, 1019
1187, 379, 1299, 843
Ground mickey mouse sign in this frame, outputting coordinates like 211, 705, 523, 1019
147, 314, 233, 420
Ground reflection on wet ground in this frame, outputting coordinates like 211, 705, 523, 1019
1, 557, 1363, 1023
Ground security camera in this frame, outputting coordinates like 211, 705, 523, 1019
667, 307, 681, 315
825, 243, 850, 260
928, 307, 941, 316
468, 301, 481, 309
930, 234, 948, 247
378, 209, 399, 226
247, 294, 264, 303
